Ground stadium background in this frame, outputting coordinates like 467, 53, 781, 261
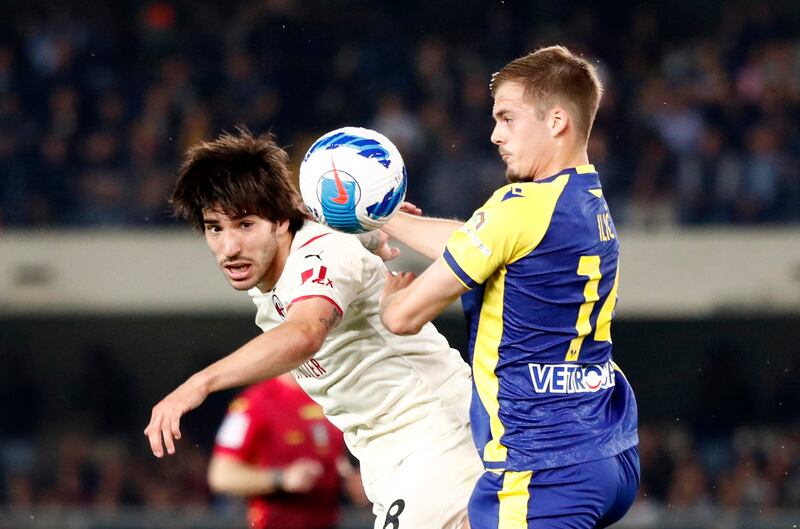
1, 0, 799, 528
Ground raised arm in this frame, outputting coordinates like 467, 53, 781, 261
379, 258, 468, 335
144, 297, 341, 458
382, 212, 464, 260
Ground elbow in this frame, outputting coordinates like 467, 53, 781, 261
207, 477, 228, 495
382, 310, 422, 336
290, 324, 327, 363
303, 328, 327, 356
207, 461, 234, 495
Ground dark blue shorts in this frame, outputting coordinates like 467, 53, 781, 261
468, 446, 640, 529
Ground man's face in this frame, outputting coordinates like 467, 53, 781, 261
490, 81, 552, 182
202, 209, 281, 291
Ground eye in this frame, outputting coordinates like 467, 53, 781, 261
240, 221, 254, 229
205, 224, 221, 233
504, 116, 513, 124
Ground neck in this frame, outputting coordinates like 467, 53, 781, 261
257, 231, 294, 292
533, 144, 589, 181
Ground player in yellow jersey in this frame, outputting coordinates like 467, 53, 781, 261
379, 46, 639, 529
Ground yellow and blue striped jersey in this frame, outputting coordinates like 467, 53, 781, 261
443, 165, 638, 471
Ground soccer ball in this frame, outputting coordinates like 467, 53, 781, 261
299, 127, 407, 233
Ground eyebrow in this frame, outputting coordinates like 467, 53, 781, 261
493, 107, 511, 120
202, 213, 253, 224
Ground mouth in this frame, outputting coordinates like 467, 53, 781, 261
223, 262, 253, 281
500, 152, 511, 163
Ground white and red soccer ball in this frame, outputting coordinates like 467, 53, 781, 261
299, 127, 407, 234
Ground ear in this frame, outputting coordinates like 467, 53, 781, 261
275, 219, 291, 235
549, 108, 569, 138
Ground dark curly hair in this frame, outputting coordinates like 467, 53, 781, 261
170, 128, 309, 233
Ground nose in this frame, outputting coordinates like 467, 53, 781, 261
491, 123, 503, 145
220, 231, 242, 258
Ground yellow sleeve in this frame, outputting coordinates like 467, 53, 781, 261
442, 177, 569, 288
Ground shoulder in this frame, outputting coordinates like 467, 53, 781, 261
481, 178, 571, 227
292, 222, 366, 255
465, 177, 570, 260
287, 222, 374, 276
485, 176, 570, 211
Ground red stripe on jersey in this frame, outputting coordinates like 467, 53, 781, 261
297, 233, 331, 249
289, 295, 343, 315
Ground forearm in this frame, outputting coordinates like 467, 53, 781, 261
382, 213, 463, 260
381, 287, 429, 335
381, 258, 466, 335
208, 456, 281, 496
194, 322, 319, 395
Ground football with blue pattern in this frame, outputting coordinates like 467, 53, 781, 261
299, 127, 407, 233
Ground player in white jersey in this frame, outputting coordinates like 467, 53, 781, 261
144, 129, 482, 529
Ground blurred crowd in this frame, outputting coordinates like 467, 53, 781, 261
0, 433, 211, 512
636, 424, 800, 513
1, 424, 799, 516
0, 0, 799, 229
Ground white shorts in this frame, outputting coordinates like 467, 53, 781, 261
360, 424, 483, 529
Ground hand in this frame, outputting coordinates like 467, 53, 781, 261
380, 271, 416, 304
398, 201, 422, 216
281, 458, 324, 493
343, 470, 370, 506
355, 230, 400, 261
372, 230, 401, 261
144, 376, 208, 458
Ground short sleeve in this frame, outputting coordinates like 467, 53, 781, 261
443, 178, 568, 288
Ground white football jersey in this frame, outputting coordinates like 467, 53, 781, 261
248, 222, 472, 466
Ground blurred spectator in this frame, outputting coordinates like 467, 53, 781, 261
92, 441, 141, 508
29, 133, 75, 224
370, 93, 424, 162
626, 132, 678, 229
0, 129, 28, 226
667, 456, 713, 510
73, 129, 129, 225
735, 123, 785, 222
420, 128, 499, 218
208, 375, 351, 529
676, 127, 737, 223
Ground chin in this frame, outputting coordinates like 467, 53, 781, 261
506, 171, 523, 184
227, 277, 260, 291
506, 168, 535, 184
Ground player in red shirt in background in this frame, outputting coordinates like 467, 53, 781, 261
208, 373, 359, 529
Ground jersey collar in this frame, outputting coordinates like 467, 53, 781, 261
536, 163, 597, 183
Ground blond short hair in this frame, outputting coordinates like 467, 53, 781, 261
491, 45, 603, 142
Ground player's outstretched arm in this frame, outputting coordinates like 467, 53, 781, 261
144, 297, 341, 458
208, 455, 323, 496
356, 202, 458, 261
380, 258, 467, 335
381, 204, 464, 261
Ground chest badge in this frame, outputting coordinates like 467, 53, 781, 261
272, 294, 287, 320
